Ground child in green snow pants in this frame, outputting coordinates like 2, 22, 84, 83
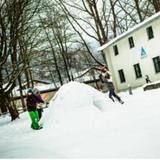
28, 111, 40, 129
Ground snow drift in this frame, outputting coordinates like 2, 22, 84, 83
2, 82, 160, 158
42, 81, 109, 131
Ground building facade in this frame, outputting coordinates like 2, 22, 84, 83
99, 12, 160, 91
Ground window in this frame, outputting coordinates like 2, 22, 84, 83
133, 63, 142, 78
128, 36, 135, 48
113, 45, 119, 56
118, 69, 126, 83
146, 26, 154, 39
153, 56, 160, 73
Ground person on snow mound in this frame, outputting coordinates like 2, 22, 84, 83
99, 67, 124, 104
26, 88, 43, 130
33, 88, 44, 120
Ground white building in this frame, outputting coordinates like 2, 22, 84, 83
98, 12, 160, 91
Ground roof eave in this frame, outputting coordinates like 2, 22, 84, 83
98, 12, 160, 51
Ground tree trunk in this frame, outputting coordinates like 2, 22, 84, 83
24, 68, 30, 88
61, 51, 71, 82
134, 0, 143, 22
18, 76, 26, 111
152, 0, 160, 12
109, 0, 117, 38
0, 92, 19, 121
0, 105, 8, 113
28, 68, 34, 88
47, 65, 58, 88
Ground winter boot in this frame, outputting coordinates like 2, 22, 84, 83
119, 100, 124, 104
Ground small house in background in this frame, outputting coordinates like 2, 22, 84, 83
14, 79, 58, 100
98, 12, 160, 91
17, 79, 52, 90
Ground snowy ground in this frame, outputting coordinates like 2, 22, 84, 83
1, 82, 160, 158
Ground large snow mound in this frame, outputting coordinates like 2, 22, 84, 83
52, 81, 108, 110
42, 82, 110, 131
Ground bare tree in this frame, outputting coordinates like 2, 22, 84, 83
0, 0, 41, 120
39, 15, 63, 85
54, 0, 107, 66
42, 3, 73, 82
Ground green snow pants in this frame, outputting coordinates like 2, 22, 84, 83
28, 111, 40, 130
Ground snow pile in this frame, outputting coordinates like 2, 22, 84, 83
2, 83, 160, 158
50, 81, 109, 110
42, 81, 109, 131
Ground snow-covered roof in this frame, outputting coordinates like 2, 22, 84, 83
98, 12, 160, 51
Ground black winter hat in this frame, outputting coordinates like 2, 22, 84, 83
27, 88, 33, 94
